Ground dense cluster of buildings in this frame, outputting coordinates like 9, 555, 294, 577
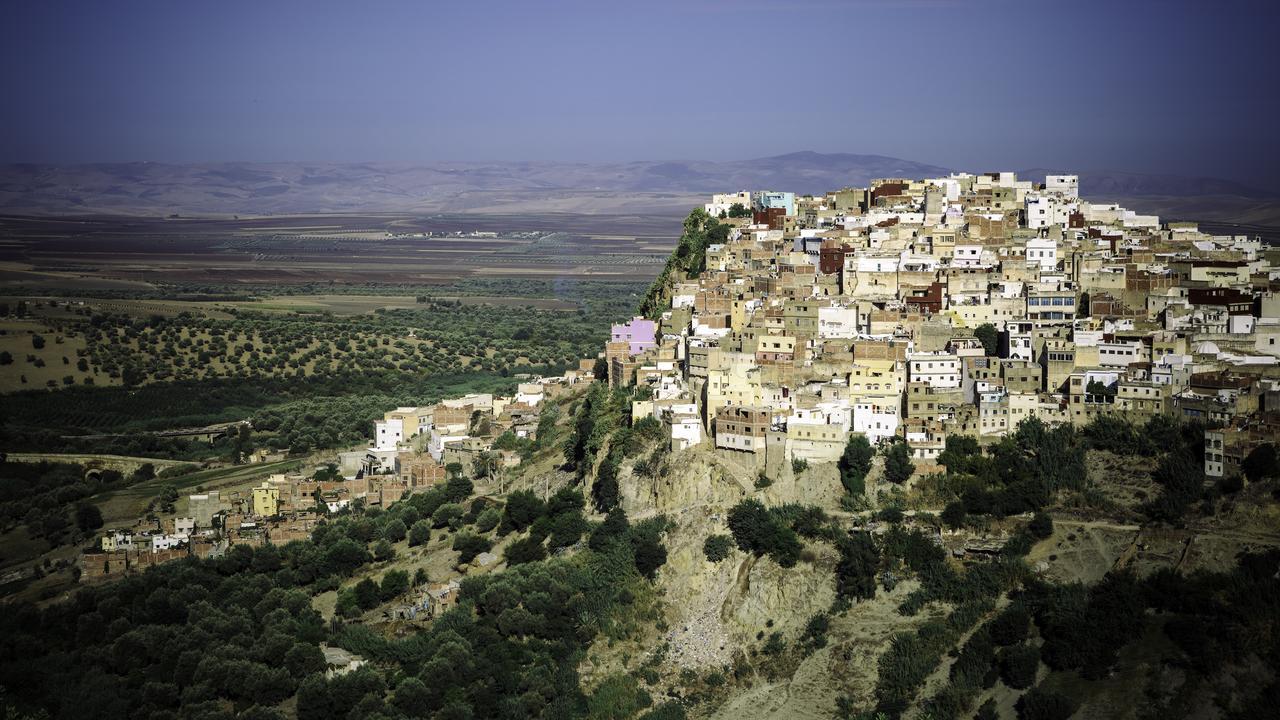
613, 174, 1279, 480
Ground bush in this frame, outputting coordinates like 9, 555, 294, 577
431, 503, 464, 529
1027, 512, 1053, 540
474, 507, 501, 534
630, 519, 669, 580
584, 509, 626, 552
500, 489, 545, 534
999, 644, 1040, 690
504, 536, 546, 566
703, 534, 734, 563
884, 442, 915, 484
989, 604, 1031, 646
835, 532, 878, 601
791, 457, 809, 475
1016, 685, 1077, 720
941, 500, 967, 529
839, 435, 874, 495
408, 520, 431, 547
727, 499, 802, 568
453, 532, 493, 564
382, 518, 407, 543
878, 507, 905, 524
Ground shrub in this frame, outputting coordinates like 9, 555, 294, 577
941, 500, 967, 529
1016, 685, 1077, 720
989, 604, 1031, 646
884, 442, 915, 484
878, 507, 905, 524
453, 533, 493, 564
1027, 512, 1053, 539
408, 520, 431, 547
504, 536, 546, 566
703, 534, 734, 563
474, 507, 501, 534
835, 532, 878, 601
382, 518, 407, 543
727, 499, 802, 568
431, 503, 464, 529
999, 644, 1040, 689
839, 435, 874, 495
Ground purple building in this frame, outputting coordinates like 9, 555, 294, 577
611, 316, 657, 356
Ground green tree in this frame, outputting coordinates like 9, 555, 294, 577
74, 502, 104, 532
380, 569, 409, 600
703, 534, 734, 562
999, 644, 1040, 689
941, 500, 967, 529
1016, 685, 1077, 720
973, 323, 998, 356
1241, 443, 1278, 482
1028, 512, 1054, 539
431, 503, 464, 529
835, 532, 879, 601
504, 536, 546, 566
284, 643, 326, 678
383, 518, 407, 543
353, 578, 381, 610
838, 434, 874, 495
883, 442, 915, 484
408, 520, 431, 547
373, 539, 395, 562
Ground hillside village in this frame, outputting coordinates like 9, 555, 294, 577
651, 175, 1277, 477
78, 171, 1280, 590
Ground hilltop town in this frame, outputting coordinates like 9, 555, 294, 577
80, 170, 1279, 591
609, 173, 1277, 480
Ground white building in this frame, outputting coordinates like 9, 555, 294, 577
1044, 174, 1079, 198
1025, 236, 1059, 270
851, 400, 900, 443
374, 417, 403, 452
908, 352, 961, 389
818, 305, 860, 338
704, 191, 752, 217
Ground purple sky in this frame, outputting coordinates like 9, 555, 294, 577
2, 0, 1277, 187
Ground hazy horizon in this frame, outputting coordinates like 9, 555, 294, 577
4, 0, 1278, 190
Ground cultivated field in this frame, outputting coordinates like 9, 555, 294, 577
0, 212, 679, 289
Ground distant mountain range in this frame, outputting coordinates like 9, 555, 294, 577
0, 152, 1275, 219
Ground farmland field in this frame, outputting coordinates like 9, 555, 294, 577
0, 211, 680, 289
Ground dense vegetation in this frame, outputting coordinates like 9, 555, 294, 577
928, 417, 1089, 518
0, 445, 674, 720
0, 369, 526, 459
0, 520, 366, 719
12, 289, 625, 389
313, 503, 671, 719
638, 209, 731, 319
0, 460, 147, 549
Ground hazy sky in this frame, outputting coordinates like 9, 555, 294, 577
2, 0, 1277, 186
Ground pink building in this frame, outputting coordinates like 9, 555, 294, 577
611, 316, 657, 356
